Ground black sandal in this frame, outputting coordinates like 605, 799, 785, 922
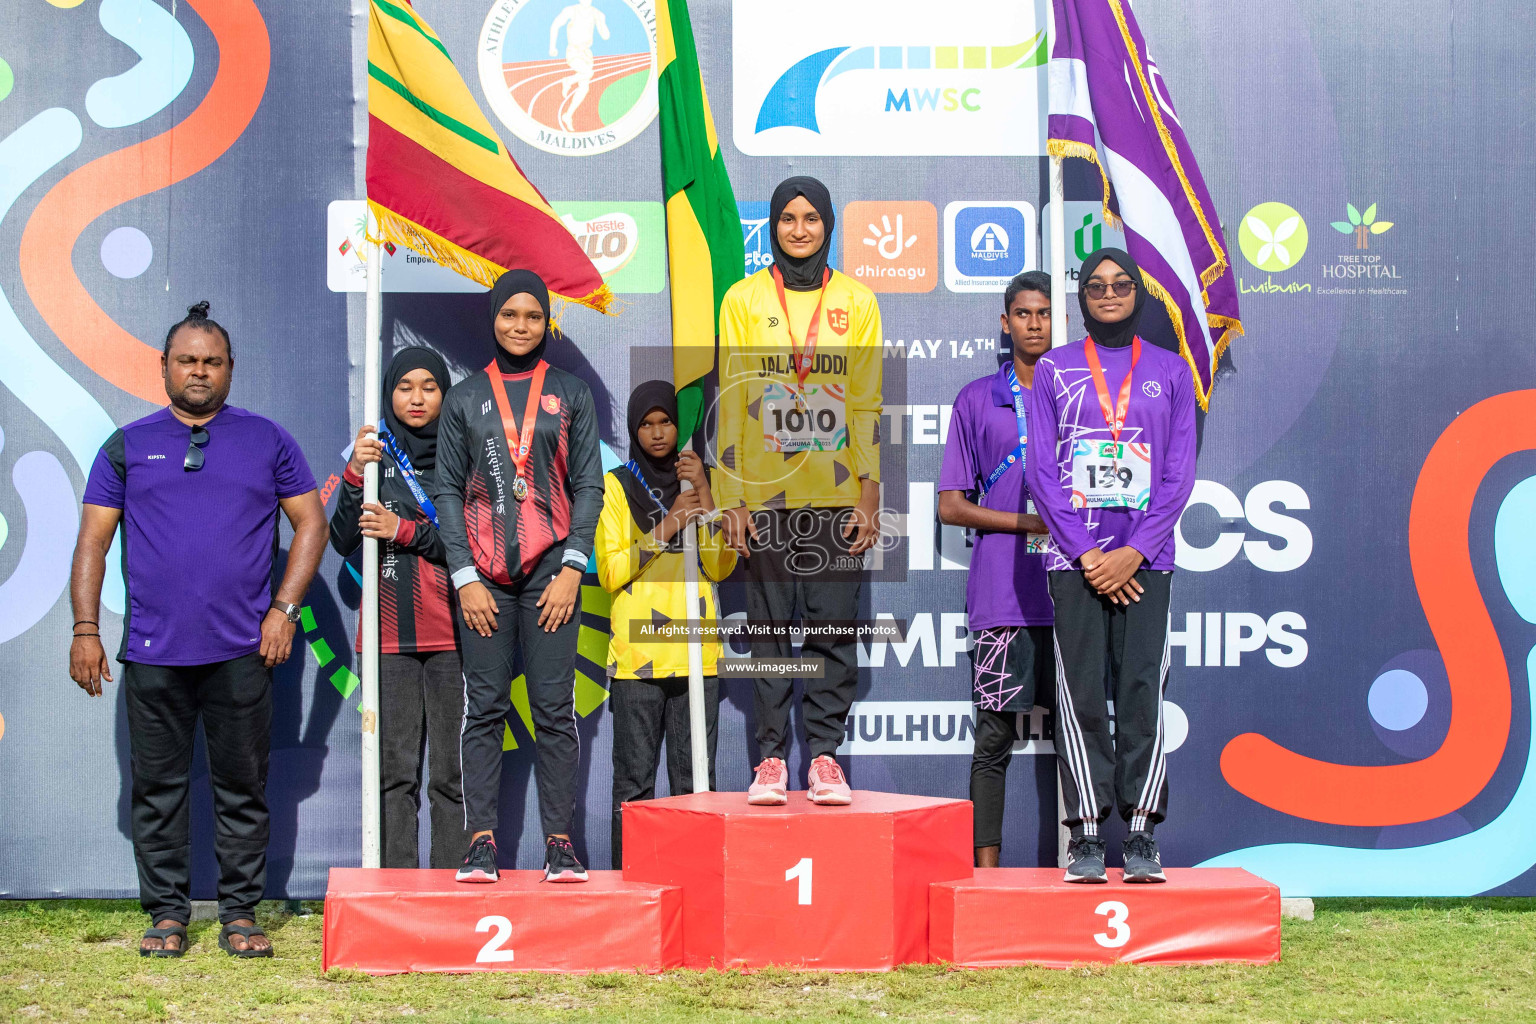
218, 923, 274, 959
139, 924, 187, 958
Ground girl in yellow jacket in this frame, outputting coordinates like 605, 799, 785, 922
596, 380, 736, 866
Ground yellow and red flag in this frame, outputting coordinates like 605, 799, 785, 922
366, 0, 611, 311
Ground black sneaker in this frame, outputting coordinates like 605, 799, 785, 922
543, 836, 588, 883
1123, 831, 1166, 883
455, 834, 499, 883
1063, 836, 1108, 883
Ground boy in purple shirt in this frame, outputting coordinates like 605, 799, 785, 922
939, 271, 1055, 868
1025, 250, 1196, 884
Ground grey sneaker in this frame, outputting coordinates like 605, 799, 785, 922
1063, 835, 1108, 883
1122, 831, 1166, 883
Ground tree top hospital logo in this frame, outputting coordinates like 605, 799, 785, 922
732, 0, 1047, 156
478, 0, 658, 157
1238, 202, 1308, 273
944, 202, 1036, 293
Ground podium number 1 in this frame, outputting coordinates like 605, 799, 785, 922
785, 857, 813, 905
1093, 901, 1130, 948
475, 915, 515, 963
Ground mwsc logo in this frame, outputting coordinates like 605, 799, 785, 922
732, 0, 1047, 156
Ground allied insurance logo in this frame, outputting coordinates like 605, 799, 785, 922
731, 0, 1047, 156
1238, 202, 1308, 272
943, 202, 1036, 293
478, 0, 658, 157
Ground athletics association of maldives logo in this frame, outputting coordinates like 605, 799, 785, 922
478, 0, 658, 157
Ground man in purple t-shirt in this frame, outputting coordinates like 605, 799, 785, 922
68, 303, 327, 958
1025, 250, 1197, 885
939, 271, 1056, 869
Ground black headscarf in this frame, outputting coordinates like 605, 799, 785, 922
382, 346, 449, 476
1078, 247, 1146, 349
488, 269, 550, 373
769, 176, 835, 291
618, 380, 682, 533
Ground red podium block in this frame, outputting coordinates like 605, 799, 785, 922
322, 868, 683, 974
930, 868, 1280, 967
623, 791, 971, 970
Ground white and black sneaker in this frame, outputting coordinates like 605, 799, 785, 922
543, 836, 589, 883
1122, 831, 1167, 883
1063, 835, 1108, 883
456, 834, 499, 883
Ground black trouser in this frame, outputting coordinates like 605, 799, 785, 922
124, 653, 270, 926
380, 650, 471, 869
969, 624, 1053, 849
610, 676, 720, 867
744, 507, 862, 762
458, 544, 581, 840
1049, 568, 1173, 836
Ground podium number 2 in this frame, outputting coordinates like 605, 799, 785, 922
475, 915, 515, 963
1093, 901, 1130, 948
785, 857, 813, 905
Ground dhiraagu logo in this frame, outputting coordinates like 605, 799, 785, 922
732, 0, 1046, 156
1238, 202, 1308, 272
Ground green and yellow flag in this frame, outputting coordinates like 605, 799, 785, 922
656, 0, 744, 439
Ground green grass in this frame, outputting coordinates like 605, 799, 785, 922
1, 898, 1534, 1022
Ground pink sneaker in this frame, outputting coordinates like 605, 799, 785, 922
747, 757, 789, 805
807, 755, 852, 805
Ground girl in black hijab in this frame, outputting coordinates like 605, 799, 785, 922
1077, 247, 1147, 349
329, 346, 467, 871
488, 268, 552, 373
768, 175, 836, 290
594, 379, 736, 865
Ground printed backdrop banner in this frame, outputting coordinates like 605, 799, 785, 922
1, 0, 1533, 899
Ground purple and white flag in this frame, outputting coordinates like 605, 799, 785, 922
1049, 0, 1242, 409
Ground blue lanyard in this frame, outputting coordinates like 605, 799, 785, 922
624, 460, 669, 515
378, 427, 439, 527
980, 364, 1029, 498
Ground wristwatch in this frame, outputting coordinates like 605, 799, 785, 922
270, 601, 302, 624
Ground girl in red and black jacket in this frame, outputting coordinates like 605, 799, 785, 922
431, 270, 605, 884
329, 346, 469, 869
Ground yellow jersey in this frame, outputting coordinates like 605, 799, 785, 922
714, 268, 883, 510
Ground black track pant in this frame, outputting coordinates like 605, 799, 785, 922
458, 544, 581, 840
124, 653, 270, 926
380, 650, 471, 869
1049, 569, 1172, 836
744, 508, 862, 762
610, 675, 719, 867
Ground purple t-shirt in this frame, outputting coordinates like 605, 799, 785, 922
83, 406, 317, 666
938, 364, 1054, 629
1025, 338, 1197, 572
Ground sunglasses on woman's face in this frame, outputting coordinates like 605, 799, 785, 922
1083, 279, 1137, 299
184, 425, 210, 472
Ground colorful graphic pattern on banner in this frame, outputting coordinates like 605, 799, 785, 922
0, 0, 1533, 900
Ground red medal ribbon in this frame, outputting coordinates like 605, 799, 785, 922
1082, 336, 1141, 442
771, 265, 831, 388
485, 359, 549, 499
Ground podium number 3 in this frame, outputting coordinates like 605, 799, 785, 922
475, 915, 515, 963
785, 857, 813, 905
1093, 901, 1130, 948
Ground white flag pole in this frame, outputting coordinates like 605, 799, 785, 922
679, 469, 709, 793
360, 235, 383, 869
1049, 155, 1071, 869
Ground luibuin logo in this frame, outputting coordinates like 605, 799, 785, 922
1238, 202, 1308, 273
1332, 202, 1393, 250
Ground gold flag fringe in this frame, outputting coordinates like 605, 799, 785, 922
1047, 138, 1122, 230
367, 200, 616, 316
1138, 269, 1244, 413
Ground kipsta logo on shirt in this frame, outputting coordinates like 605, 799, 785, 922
478, 0, 658, 157
944, 201, 1035, 293
1142, 381, 1162, 398
732, 0, 1047, 156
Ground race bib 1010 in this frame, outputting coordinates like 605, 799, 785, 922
761, 381, 848, 453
